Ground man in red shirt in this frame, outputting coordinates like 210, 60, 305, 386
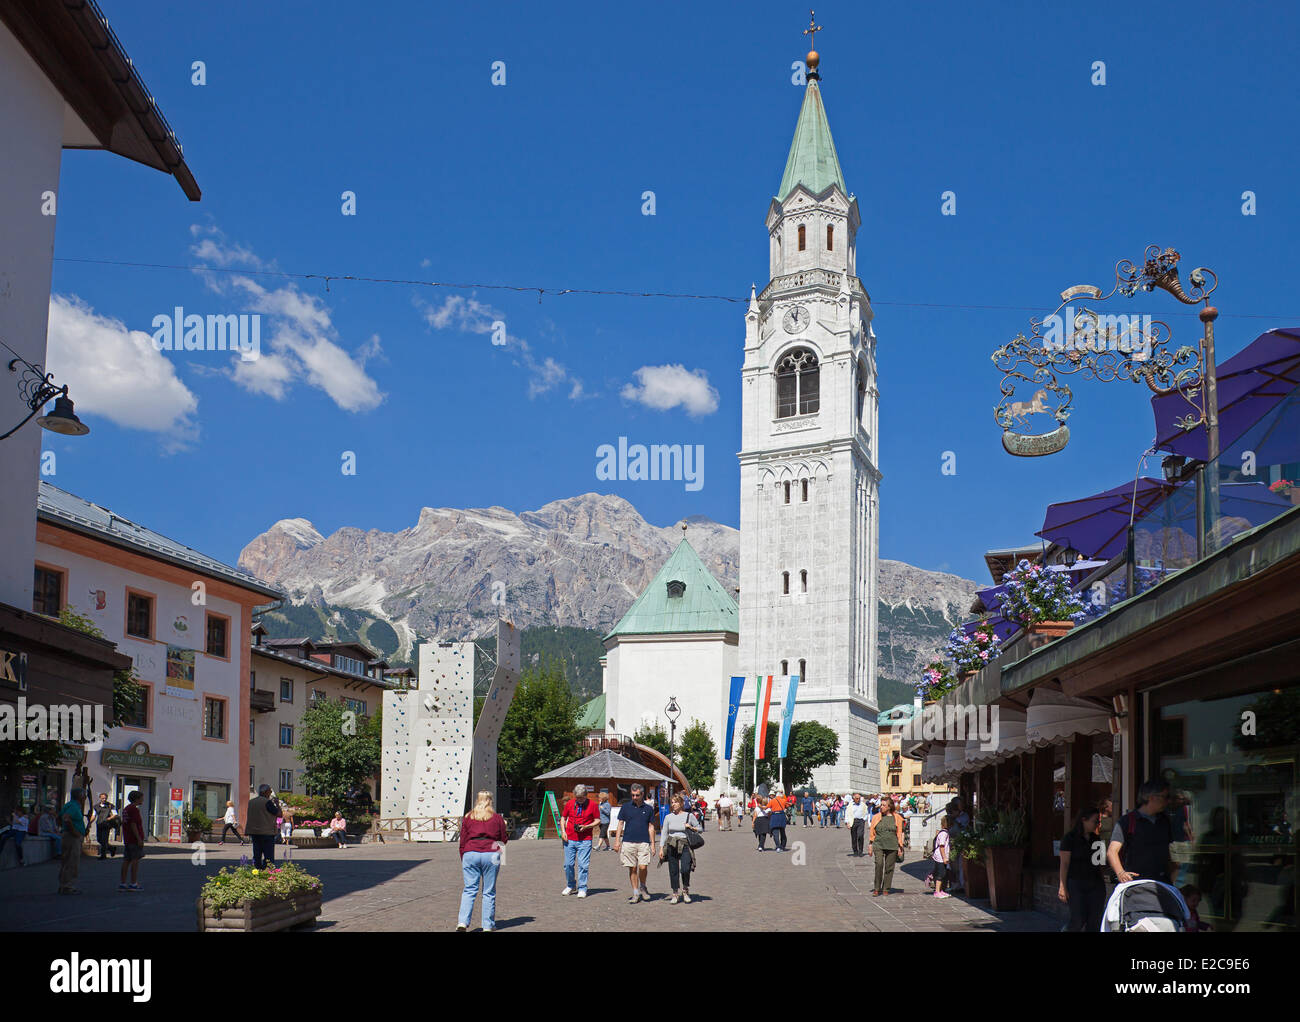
560, 784, 599, 898
119, 790, 146, 891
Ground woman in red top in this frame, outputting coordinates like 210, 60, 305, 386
457, 791, 509, 932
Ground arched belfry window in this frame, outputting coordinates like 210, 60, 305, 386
827, 224, 834, 250
776, 347, 820, 418
666, 579, 686, 599
797, 224, 806, 251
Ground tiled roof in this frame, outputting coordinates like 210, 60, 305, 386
777, 79, 846, 201
37, 482, 282, 599
251, 644, 396, 689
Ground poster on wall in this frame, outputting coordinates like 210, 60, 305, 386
164, 645, 196, 699
169, 787, 184, 843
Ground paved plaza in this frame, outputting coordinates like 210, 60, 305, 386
0, 822, 1061, 933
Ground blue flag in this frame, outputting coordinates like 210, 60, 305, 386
778, 675, 800, 758
724, 675, 746, 760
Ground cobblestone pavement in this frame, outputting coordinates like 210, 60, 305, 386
0, 823, 1060, 932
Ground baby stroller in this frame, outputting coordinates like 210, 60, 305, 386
1100, 879, 1191, 932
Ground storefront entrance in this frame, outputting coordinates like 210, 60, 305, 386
115, 776, 158, 839
1153, 683, 1297, 932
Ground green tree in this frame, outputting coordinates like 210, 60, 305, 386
784, 721, 840, 790
677, 718, 717, 791
296, 698, 382, 809
728, 723, 779, 791
632, 721, 673, 761
497, 658, 582, 789
59, 605, 144, 728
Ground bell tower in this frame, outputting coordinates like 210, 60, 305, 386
737, 15, 881, 794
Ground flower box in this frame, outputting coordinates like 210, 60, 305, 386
984, 846, 1025, 911
196, 891, 322, 932
963, 856, 989, 899
1025, 620, 1074, 650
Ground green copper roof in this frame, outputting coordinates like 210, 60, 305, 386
605, 540, 739, 641
577, 693, 606, 731
777, 79, 847, 201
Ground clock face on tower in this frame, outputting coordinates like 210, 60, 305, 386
783, 305, 810, 334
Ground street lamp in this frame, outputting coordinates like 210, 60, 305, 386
3, 357, 89, 441
665, 696, 681, 798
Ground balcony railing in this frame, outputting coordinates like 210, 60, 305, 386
250, 689, 275, 713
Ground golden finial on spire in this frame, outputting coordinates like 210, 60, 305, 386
803, 9, 823, 72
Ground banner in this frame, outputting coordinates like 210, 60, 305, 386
778, 674, 800, 758
164, 645, 196, 699
724, 676, 746, 760
755, 675, 774, 759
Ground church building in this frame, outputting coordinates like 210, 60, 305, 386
736, 27, 882, 794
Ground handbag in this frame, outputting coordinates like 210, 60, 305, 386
685, 829, 705, 850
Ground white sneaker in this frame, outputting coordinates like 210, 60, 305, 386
640, 885, 649, 899
681, 892, 692, 904
561, 886, 574, 896
576, 890, 587, 899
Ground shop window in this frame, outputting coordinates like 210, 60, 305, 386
33, 565, 64, 616
126, 591, 153, 639
193, 781, 230, 821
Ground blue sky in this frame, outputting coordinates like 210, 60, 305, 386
43, 0, 1300, 584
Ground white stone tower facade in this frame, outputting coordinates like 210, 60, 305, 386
737, 53, 881, 794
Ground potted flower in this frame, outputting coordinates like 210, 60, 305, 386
197, 862, 323, 932
945, 622, 1003, 680
982, 807, 1028, 911
998, 559, 1084, 644
917, 660, 956, 703
951, 827, 988, 899
182, 805, 211, 843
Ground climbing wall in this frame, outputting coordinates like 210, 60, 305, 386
381, 688, 414, 817
408, 641, 474, 840
472, 619, 521, 800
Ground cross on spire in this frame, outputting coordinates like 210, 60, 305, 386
803, 10, 822, 50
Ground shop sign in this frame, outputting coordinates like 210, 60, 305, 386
0, 649, 27, 691
169, 818, 182, 843
101, 740, 174, 771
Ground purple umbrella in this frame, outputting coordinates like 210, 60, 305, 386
1152, 327, 1300, 461
1036, 478, 1176, 561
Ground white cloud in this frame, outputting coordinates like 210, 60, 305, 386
191, 235, 385, 413
621, 364, 719, 417
46, 295, 199, 449
416, 294, 585, 400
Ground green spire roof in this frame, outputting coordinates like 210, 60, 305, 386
777, 79, 846, 201
605, 540, 739, 641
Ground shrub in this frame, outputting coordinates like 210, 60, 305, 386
201, 862, 323, 916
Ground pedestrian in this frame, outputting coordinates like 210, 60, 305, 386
659, 793, 700, 904
752, 796, 771, 851
833, 794, 845, 828
559, 783, 599, 897
92, 793, 118, 859
767, 790, 789, 851
717, 792, 733, 831
801, 793, 814, 827
931, 814, 953, 899
279, 806, 294, 860
614, 783, 658, 903
870, 796, 905, 895
219, 800, 245, 845
58, 788, 87, 894
1058, 806, 1106, 931
946, 797, 970, 893
245, 784, 280, 869
118, 790, 146, 892
329, 810, 348, 848
816, 796, 828, 828
457, 790, 508, 931
1107, 779, 1176, 886
596, 790, 612, 851
38, 805, 62, 857
0, 805, 31, 867
695, 794, 708, 831
1180, 885, 1212, 931
845, 793, 870, 857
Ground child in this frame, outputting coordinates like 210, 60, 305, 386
118, 790, 146, 892
1181, 884, 1212, 931
280, 810, 294, 860
931, 814, 952, 899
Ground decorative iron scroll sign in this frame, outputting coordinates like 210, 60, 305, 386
992, 247, 1214, 457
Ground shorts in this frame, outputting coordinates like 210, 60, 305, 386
124, 843, 145, 861
931, 860, 948, 882
599, 823, 609, 840
620, 841, 652, 867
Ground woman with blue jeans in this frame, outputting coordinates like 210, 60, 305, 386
457, 790, 508, 932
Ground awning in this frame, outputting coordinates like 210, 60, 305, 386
1053, 754, 1113, 784
964, 706, 1027, 768
922, 743, 947, 782
944, 741, 969, 774
1025, 688, 1110, 747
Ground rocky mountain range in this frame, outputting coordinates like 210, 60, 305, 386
237, 493, 981, 707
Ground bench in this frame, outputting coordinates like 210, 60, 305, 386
0, 834, 54, 868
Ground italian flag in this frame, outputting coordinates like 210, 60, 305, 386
755, 674, 774, 759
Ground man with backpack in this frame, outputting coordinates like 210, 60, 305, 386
1107, 779, 1176, 885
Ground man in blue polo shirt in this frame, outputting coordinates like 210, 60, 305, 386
613, 783, 658, 904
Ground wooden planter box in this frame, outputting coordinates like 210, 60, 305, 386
963, 856, 989, 899
197, 891, 322, 932
293, 836, 336, 849
984, 846, 1025, 911
1025, 620, 1074, 651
